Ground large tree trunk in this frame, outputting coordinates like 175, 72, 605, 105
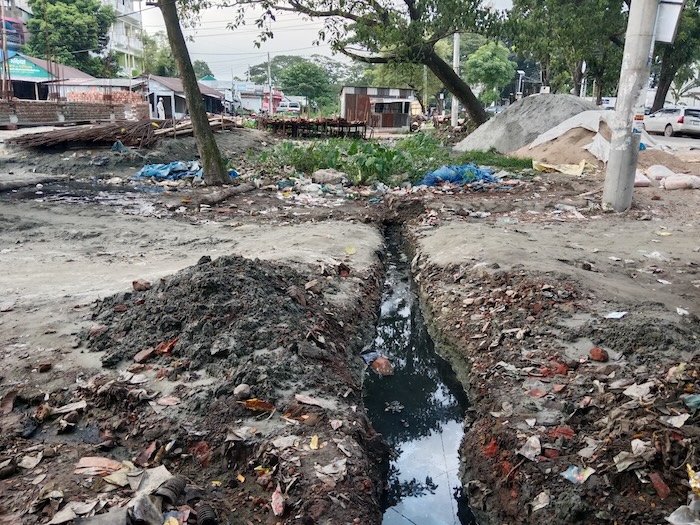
571, 61, 583, 96
158, 0, 229, 186
422, 48, 488, 125
594, 77, 603, 105
652, 59, 675, 112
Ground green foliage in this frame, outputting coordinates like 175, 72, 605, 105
279, 62, 334, 105
255, 135, 530, 185
24, 0, 116, 77
455, 149, 532, 170
653, 0, 700, 107
507, 0, 625, 95
465, 41, 516, 103
193, 60, 213, 79
142, 31, 178, 76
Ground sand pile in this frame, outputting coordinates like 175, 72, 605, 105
454, 94, 598, 154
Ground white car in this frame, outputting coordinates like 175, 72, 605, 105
643, 107, 700, 137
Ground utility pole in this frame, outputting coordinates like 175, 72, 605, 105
602, 0, 658, 212
267, 52, 273, 115
451, 32, 460, 128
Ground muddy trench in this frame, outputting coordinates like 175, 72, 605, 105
366, 227, 476, 525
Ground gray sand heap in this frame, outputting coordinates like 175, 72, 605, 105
454, 94, 598, 154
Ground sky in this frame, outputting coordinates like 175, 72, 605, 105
139, 0, 513, 81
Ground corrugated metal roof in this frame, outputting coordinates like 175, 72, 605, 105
149, 74, 223, 98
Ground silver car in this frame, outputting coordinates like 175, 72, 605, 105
643, 107, 700, 137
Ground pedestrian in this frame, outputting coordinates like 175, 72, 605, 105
157, 98, 165, 120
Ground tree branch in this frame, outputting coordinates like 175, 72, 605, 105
403, 0, 419, 21
272, 1, 373, 24
338, 47, 395, 63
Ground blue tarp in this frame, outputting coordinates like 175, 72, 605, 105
417, 164, 496, 186
131, 161, 238, 181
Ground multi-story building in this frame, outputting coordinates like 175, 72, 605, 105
105, 0, 143, 77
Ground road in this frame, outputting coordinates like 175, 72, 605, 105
647, 133, 700, 150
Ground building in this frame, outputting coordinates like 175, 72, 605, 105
2, 52, 95, 100
147, 74, 223, 118
340, 86, 415, 131
104, 0, 143, 77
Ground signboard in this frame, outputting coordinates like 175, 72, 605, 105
9, 56, 51, 81
655, 0, 685, 43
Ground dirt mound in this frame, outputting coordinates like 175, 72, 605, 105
88, 255, 374, 399
512, 126, 604, 166
454, 94, 598, 154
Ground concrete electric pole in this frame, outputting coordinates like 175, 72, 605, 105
602, 0, 658, 212
451, 33, 460, 128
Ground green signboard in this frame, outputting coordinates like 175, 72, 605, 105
9, 56, 51, 81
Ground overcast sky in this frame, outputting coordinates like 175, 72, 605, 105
139, 0, 512, 80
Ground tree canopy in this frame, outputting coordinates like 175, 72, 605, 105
278, 61, 334, 105
651, 0, 700, 110
234, 0, 496, 124
193, 60, 213, 79
465, 41, 516, 104
142, 31, 178, 77
24, 0, 116, 77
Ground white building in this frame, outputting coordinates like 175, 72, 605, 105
105, 0, 143, 77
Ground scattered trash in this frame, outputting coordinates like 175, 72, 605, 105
660, 413, 691, 428
517, 435, 541, 461
530, 490, 551, 512
315, 458, 347, 488
689, 464, 700, 494
533, 159, 586, 176
330, 419, 343, 430
271, 483, 285, 516
678, 307, 690, 316
560, 465, 595, 484
74, 456, 122, 476
649, 472, 671, 500
370, 355, 394, 376
604, 311, 628, 319
683, 395, 700, 410
613, 439, 655, 472
646, 165, 676, 180
417, 164, 496, 186
666, 494, 700, 525
660, 174, 700, 190
623, 381, 655, 400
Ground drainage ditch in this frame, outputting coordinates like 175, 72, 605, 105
364, 229, 475, 525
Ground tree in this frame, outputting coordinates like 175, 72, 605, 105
279, 61, 333, 105
142, 31, 178, 76
507, 0, 625, 97
248, 55, 307, 84
156, 0, 229, 185
234, 0, 496, 125
193, 60, 213, 79
465, 41, 516, 104
24, 0, 116, 77
651, 0, 700, 111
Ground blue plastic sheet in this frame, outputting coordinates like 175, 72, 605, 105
132, 161, 239, 181
417, 163, 496, 186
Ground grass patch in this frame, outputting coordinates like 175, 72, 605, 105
455, 149, 533, 170
252, 135, 531, 185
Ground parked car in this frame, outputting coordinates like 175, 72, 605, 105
643, 107, 700, 137
277, 101, 301, 114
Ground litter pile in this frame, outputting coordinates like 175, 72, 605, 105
454, 94, 598, 154
131, 161, 239, 183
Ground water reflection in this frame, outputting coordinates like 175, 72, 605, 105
364, 241, 475, 525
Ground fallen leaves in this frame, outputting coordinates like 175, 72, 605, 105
239, 398, 276, 412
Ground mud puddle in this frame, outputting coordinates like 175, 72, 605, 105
0, 180, 163, 215
364, 231, 475, 525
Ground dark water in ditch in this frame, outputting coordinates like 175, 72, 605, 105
364, 236, 475, 525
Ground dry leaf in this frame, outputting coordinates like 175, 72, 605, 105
237, 474, 245, 483
310, 435, 319, 450
240, 398, 276, 412
344, 245, 356, 255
